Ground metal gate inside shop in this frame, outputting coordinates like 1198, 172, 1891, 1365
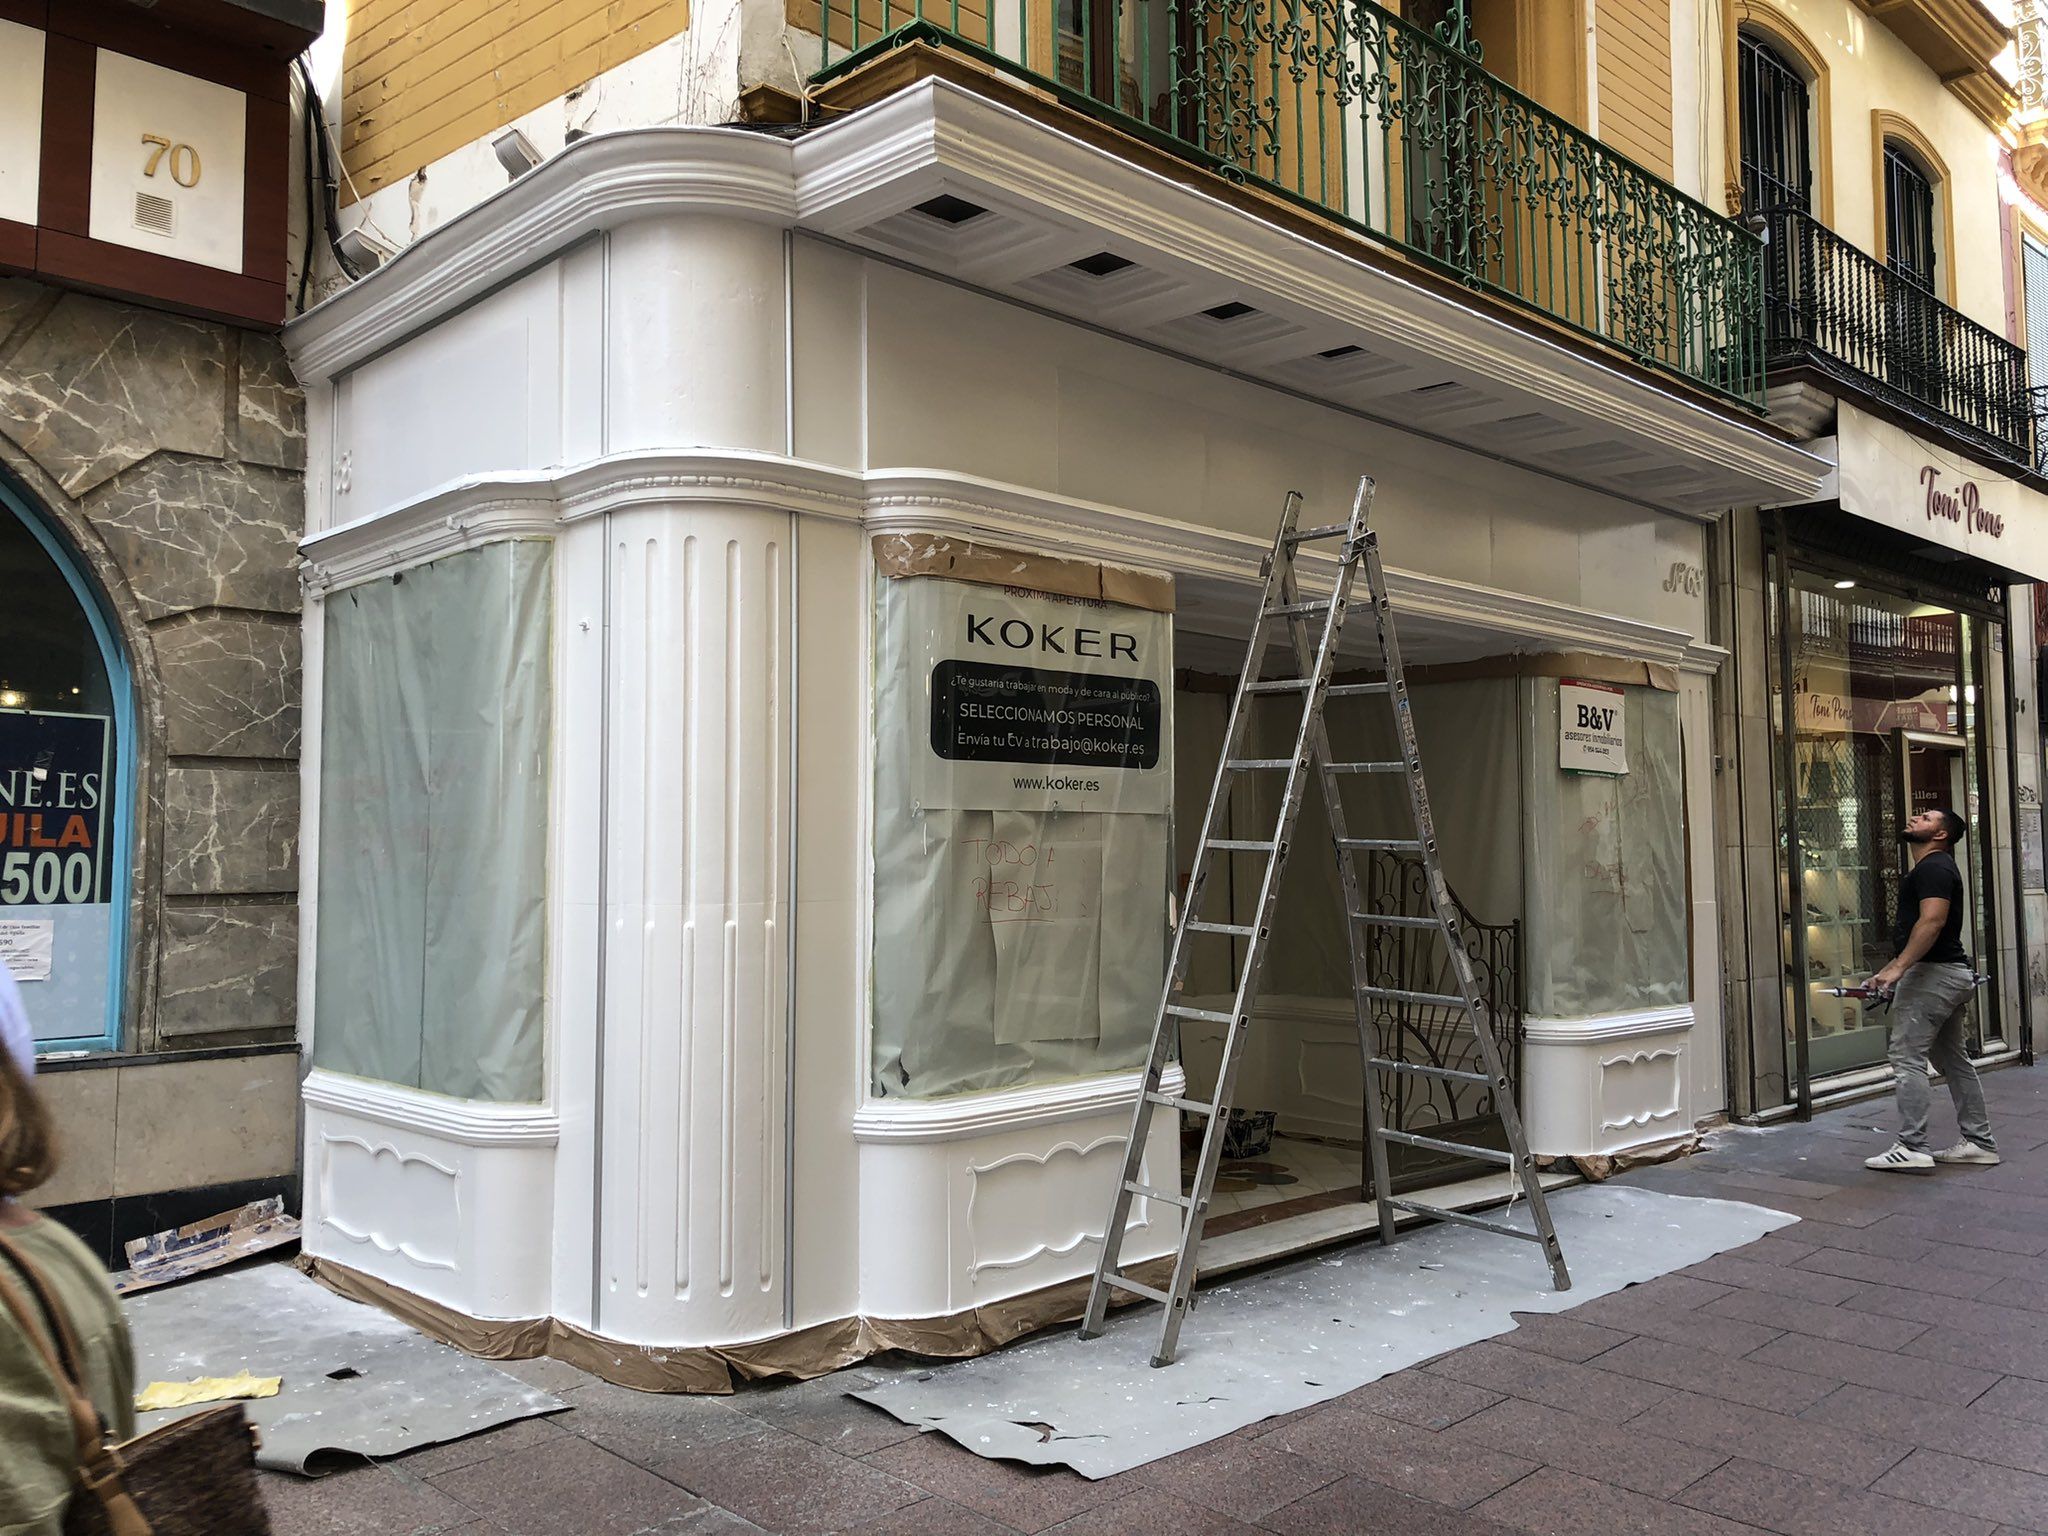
1361, 851, 1523, 1191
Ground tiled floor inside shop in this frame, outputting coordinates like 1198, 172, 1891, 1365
1196, 1133, 1364, 1232
259, 1066, 2048, 1535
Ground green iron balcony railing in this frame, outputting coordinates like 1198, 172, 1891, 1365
811, 0, 1766, 408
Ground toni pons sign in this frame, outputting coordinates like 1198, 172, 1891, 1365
1835, 402, 2048, 581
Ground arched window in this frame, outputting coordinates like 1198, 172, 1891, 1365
1883, 138, 1939, 292
0, 474, 134, 1053
1737, 31, 1813, 215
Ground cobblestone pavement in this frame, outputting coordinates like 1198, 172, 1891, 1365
258, 1067, 2048, 1534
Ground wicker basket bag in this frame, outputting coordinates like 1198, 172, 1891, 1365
0, 1228, 270, 1535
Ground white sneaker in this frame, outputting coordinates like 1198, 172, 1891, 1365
1932, 1141, 2001, 1166
1865, 1142, 1935, 1172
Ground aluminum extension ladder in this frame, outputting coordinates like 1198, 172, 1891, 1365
1079, 477, 1572, 1368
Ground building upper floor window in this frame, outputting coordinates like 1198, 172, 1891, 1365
1884, 140, 1938, 292
1738, 31, 1813, 215
2023, 233, 2048, 469
2025, 234, 2048, 374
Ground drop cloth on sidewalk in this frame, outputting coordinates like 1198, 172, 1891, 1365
126, 1261, 566, 1473
853, 1183, 1794, 1477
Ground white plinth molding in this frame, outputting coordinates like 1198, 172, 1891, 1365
302, 1070, 560, 1320
302, 1068, 561, 1146
854, 1064, 1188, 1143
1522, 1004, 1696, 1158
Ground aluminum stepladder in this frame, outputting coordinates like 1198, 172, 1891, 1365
1079, 477, 1572, 1368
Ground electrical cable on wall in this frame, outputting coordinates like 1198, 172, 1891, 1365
296, 56, 367, 284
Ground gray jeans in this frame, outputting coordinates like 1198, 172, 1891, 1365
1888, 961, 1995, 1153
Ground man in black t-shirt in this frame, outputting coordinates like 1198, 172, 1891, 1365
1864, 807, 2000, 1172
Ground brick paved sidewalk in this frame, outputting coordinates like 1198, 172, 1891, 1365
257, 1066, 2048, 1535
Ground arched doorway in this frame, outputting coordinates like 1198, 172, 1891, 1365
0, 473, 135, 1053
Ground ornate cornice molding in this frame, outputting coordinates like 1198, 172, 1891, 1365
841, 84, 1817, 498
2015, 0, 2048, 204
289, 130, 799, 381
299, 451, 1719, 670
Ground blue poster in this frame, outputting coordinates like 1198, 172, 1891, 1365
0, 710, 111, 904
0, 710, 114, 1045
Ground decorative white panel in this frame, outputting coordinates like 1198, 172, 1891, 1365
88, 49, 246, 272
965, 1134, 1159, 1279
1524, 1007, 1694, 1156
596, 503, 793, 1346
317, 1133, 461, 1274
1597, 1048, 1685, 1135
1181, 995, 1364, 1144
301, 1074, 560, 1321
339, 264, 563, 522
0, 22, 43, 228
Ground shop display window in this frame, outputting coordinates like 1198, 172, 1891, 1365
1522, 683, 1690, 1018
1769, 568, 1997, 1080
869, 553, 1174, 1099
313, 541, 551, 1101
0, 486, 132, 1052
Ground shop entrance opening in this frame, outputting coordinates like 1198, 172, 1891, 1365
1166, 582, 1535, 1254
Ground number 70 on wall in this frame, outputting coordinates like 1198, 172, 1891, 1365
140, 134, 201, 188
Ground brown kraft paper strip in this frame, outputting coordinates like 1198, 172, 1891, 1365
296, 1254, 1173, 1395
872, 533, 1175, 614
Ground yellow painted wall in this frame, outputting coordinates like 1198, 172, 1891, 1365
1598, 0, 1677, 178
1732, 0, 2006, 330
340, 0, 691, 203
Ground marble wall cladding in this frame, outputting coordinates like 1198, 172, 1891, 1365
1, 276, 309, 1072
0, 278, 47, 350
162, 766, 298, 896
235, 333, 306, 472
155, 902, 298, 1039
83, 457, 302, 619
27, 1068, 118, 1207
0, 293, 228, 497
154, 616, 302, 758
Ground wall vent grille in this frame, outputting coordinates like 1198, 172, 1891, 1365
134, 192, 175, 236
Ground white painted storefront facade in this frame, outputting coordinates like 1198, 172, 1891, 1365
286, 89, 1825, 1361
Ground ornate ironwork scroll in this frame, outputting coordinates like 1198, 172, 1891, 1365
1360, 851, 1522, 1189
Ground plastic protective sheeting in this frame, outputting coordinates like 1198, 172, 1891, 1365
871, 564, 1174, 1098
314, 542, 551, 1102
1247, 678, 1525, 996
1525, 680, 1687, 1017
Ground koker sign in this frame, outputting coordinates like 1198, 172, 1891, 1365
909, 579, 1172, 814
1836, 402, 2048, 581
